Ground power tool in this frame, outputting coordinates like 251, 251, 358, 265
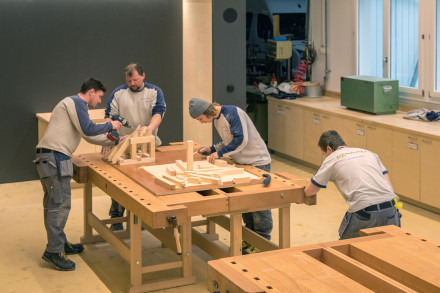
106, 115, 132, 142
111, 114, 132, 128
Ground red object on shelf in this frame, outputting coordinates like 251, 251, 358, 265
294, 60, 308, 82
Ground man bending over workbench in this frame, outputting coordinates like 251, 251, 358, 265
189, 98, 272, 254
304, 130, 402, 239
34, 78, 122, 271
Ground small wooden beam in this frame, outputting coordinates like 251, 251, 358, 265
163, 174, 186, 188
186, 140, 194, 171
233, 177, 251, 184
175, 160, 186, 171
154, 176, 176, 190
214, 159, 228, 167
166, 165, 177, 176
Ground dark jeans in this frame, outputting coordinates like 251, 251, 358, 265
339, 206, 402, 240
242, 163, 273, 240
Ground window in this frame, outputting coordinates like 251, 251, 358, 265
278, 13, 306, 40
257, 13, 272, 40
358, 0, 383, 77
357, 0, 440, 104
390, 0, 419, 88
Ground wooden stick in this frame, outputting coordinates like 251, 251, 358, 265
186, 140, 194, 171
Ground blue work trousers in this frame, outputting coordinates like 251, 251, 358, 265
242, 163, 273, 240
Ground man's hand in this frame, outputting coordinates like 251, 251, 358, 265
111, 121, 122, 130
119, 135, 129, 142
208, 152, 219, 164
197, 146, 211, 155
101, 145, 114, 155
139, 126, 151, 132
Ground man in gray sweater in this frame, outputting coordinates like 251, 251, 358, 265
35, 78, 122, 271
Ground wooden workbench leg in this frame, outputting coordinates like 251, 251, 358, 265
230, 213, 242, 256
207, 217, 218, 239
181, 216, 192, 278
279, 205, 291, 249
130, 212, 142, 287
126, 210, 130, 232
82, 182, 93, 241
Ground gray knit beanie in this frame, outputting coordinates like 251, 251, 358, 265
189, 98, 211, 119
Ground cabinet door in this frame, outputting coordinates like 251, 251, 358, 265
322, 113, 345, 134
343, 119, 366, 149
366, 124, 393, 173
303, 109, 323, 165
392, 131, 420, 200
284, 105, 303, 159
420, 137, 440, 208
268, 100, 286, 153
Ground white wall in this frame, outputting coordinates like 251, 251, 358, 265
309, 0, 357, 93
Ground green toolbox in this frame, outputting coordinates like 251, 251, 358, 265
341, 75, 399, 115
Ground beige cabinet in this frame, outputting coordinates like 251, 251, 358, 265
392, 131, 420, 201
321, 113, 344, 134
365, 123, 393, 174
268, 100, 286, 154
284, 105, 304, 159
303, 109, 323, 166
343, 118, 366, 149
420, 136, 440, 208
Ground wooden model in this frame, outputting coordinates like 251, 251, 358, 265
104, 126, 156, 165
145, 140, 254, 190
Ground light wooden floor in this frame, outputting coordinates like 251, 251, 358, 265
2, 153, 440, 293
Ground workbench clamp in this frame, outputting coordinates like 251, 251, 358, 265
262, 173, 271, 185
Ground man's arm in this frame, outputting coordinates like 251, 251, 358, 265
144, 113, 162, 132
304, 180, 321, 196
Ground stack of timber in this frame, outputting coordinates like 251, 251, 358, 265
145, 158, 258, 190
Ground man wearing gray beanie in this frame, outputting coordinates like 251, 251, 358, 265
188, 98, 272, 254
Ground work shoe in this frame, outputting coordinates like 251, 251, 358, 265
42, 251, 75, 271
110, 223, 123, 231
243, 245, 261, 255
64, 241, 84, 255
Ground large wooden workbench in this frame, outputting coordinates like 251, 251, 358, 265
73, 143, 313, 292
207, 225, 440, 292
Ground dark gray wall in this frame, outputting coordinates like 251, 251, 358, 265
0, 0, 182, 183
212, 0, 246, 142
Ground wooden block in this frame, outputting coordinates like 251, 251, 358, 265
214, 159, 228, 167
154, 176, 176, 190
186, 140, 194, 171
218, 168, 244, 177
187, 176, 201, 184
163, 174, 186, 188
166, 165, 177, 176
175, 160, 186, 171
233, 177, 251, 184
197, 175, 221, 185
198, 164, 215, 169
